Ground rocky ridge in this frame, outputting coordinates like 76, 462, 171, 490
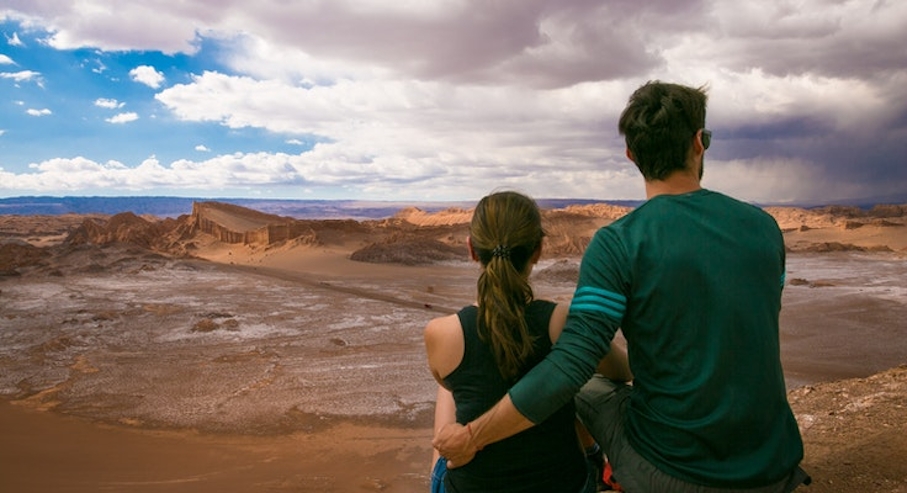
3, 200, 907, 274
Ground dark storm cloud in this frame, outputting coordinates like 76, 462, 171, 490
716, 106, 907, 203
242, 0, 696, 87
715, 2, 907, 82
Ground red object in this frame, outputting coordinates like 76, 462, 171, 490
603, 459, 623, 491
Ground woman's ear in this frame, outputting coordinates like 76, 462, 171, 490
466, 236, 479, 262
530, 243, 542, 264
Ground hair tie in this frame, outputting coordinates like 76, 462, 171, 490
491, 245, 510, 259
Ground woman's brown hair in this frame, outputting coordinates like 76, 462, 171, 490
470, 191, 544, 380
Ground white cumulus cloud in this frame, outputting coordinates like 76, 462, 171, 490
0, 70, 40, 82
129, 65, 165, 88
26, 108, 52, 116
106, 112, 139, 124
6, 32, 24, 47
94, 98, 125, 109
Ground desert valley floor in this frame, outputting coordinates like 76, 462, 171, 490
1, 202, 906, 492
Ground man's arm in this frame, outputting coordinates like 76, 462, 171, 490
433, 394, 533, 468
433, 306, 616, 467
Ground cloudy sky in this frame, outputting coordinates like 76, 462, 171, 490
1, 1, 905, 204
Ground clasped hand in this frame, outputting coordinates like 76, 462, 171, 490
432, 422, 479, 468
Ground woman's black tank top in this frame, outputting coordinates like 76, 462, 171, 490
442, 300, 586, 493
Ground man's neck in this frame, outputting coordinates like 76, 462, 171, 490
644, 171, 702, 199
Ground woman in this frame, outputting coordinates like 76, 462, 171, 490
424, 191, 630, 493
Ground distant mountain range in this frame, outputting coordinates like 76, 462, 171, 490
0, 196, 644, 220
3, 193, 905, 219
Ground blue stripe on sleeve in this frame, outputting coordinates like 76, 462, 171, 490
570, 286, 626, 322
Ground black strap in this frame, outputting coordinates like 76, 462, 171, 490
783, 466, 812, 492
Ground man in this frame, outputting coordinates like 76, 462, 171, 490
434, 81, 809, 492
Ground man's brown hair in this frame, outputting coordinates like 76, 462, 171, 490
618, 81, 708, 181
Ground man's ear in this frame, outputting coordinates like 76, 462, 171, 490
625, 148, 636, 163
693, 129, 706, 155
466, 236, 479, 262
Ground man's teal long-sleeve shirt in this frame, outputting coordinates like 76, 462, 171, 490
509, 189, 803, 488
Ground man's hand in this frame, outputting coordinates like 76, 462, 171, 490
433, 395, 536, 469
432, 422, 479, 468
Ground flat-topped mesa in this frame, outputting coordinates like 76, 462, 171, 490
191, 201, 317, 247
766, 203, 907, 231
393, 206, 473, 227
555, 203, 633, 220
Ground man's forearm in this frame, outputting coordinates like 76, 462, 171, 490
468, 394, 534, 449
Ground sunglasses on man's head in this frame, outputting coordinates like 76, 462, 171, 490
701, 129, 711, 150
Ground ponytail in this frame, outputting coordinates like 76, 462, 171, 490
471, 192, 544, 380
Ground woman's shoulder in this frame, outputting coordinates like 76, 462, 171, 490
424, 312, 466, 382
424, 312, 462, 337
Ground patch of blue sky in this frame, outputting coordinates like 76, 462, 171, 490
1, 21, 317, 174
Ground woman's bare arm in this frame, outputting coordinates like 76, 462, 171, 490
432, 386, 457, 465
